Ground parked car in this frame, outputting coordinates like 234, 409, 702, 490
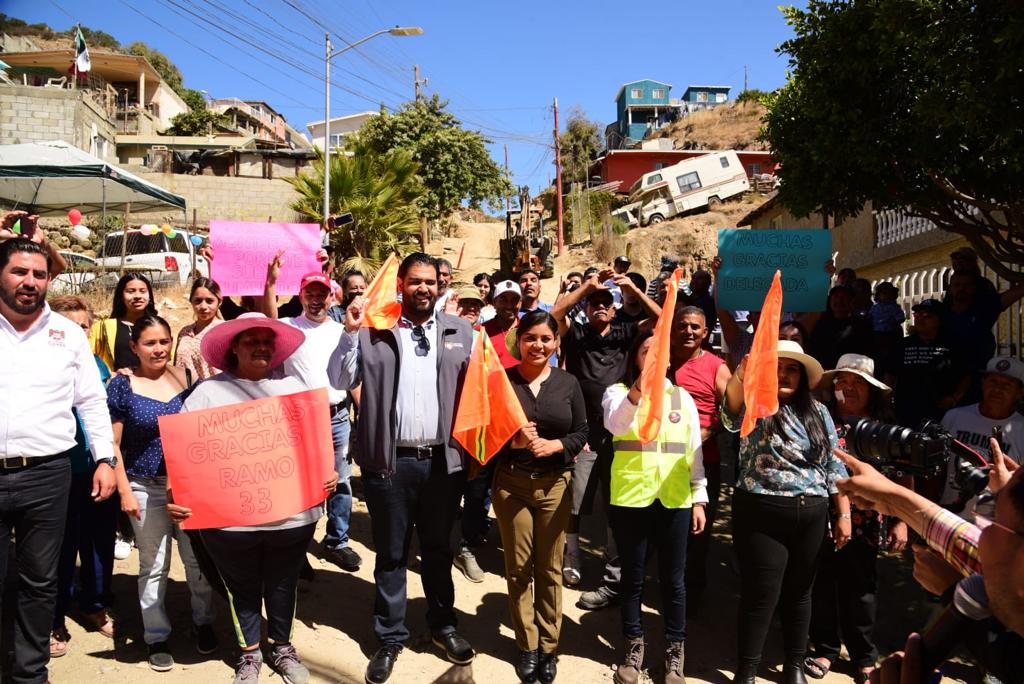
612, 151, 750, 227
96, 229, 209, 287
50, 251, 99, 294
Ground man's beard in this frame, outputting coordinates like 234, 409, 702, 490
0, 284, 46, 315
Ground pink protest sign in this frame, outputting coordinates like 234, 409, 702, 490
209, 220, 322, 295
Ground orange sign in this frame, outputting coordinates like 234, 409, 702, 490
158, 388, 334, 529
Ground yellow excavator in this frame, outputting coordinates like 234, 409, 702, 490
499, 188, 554, 279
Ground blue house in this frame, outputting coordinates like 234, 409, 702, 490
608, 79, 678, 149
681, 85, 731, 113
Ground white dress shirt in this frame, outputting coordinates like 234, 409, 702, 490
0, 304, 114, 462
395, 316, 441, 446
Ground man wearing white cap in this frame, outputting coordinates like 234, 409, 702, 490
483, 280, 525, 369
939, 355, 1024, 518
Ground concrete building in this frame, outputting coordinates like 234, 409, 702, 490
306, 111, 376, 150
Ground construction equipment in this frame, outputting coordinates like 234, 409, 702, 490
499, 187, 554, 279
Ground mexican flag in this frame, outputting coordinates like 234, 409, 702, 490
74, 26, 90, 74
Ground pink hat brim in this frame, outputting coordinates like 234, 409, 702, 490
199, 314, 306, 372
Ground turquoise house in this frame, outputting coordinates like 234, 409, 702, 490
681, 85, 732, 112
608, 79, 674, 149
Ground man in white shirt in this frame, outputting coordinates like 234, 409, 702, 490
940, 355, 1024, 518
434, 258, 455, 314
0, 238, 116, 683
268, 266, 361, 572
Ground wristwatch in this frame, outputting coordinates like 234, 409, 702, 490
96, 456, 119, 469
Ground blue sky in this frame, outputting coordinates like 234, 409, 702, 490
7, 0, 802, 192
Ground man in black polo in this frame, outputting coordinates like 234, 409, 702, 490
329, 253, 475, 684
551, 270, 660, 609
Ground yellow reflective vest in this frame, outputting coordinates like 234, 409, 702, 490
610, 384, 701, 509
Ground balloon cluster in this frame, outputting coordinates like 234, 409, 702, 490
140, 223, 177, 238
67, 208, 91, 240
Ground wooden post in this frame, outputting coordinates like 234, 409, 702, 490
191, 208, 198, 277
553, 97, 565, 256
119, 203, 130, 277
420, 216, 429, 251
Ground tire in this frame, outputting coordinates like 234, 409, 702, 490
708, 196, 722, 209
647, 214, 665, 225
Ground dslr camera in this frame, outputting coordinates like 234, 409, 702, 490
844, 418, 991, 513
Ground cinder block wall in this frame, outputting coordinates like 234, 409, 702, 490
0, 85, 117, 160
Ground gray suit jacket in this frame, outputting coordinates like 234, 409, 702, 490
328, 312, 473, 476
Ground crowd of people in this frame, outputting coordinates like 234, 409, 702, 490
0, 219, 1022, 684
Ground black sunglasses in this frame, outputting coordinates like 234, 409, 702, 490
412, 325, 430, 357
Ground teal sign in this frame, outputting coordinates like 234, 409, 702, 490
717, 229, 833, 312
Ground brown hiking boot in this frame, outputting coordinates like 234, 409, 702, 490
613, 636, 644, 684
665, 641, 686, 684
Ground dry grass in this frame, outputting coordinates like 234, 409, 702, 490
656, 101, 768, 151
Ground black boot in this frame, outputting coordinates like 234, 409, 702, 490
733, 662, 758, 684
783, 659, 808, 684
516, 649, 539, 683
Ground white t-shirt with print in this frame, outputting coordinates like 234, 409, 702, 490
282, 315, 346, 406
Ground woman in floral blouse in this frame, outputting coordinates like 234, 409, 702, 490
805, 354, 910, 684
722, 340, 851, 684
173, 277, 224, 380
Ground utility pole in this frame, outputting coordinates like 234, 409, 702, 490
553, 97, 565, 256
414, 64, 428, 100
744, 65, 748, 93
504, 144, 512, 215
323, 32, 332, 226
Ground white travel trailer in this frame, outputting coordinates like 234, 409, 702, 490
612, 151, 749, 227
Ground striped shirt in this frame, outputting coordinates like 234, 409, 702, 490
924, 505, 982, 576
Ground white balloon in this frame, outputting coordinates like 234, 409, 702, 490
71, 224, 91, 240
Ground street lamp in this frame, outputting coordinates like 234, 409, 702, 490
323, 26, 424, 227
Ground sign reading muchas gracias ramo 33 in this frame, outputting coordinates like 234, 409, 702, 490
716, 228, 833, 312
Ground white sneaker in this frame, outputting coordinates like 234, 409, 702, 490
114, 538, 132, 560
562, 549, 581, 587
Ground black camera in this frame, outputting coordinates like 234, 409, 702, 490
844, 418, 991, 513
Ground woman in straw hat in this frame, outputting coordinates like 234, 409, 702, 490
805, 354, 909, 684
722, 340, 851, 684
166, 312, 338, 684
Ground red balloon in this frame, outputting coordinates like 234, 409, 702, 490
67, 209, 82, 225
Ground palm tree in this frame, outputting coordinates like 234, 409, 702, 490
287, 137, 424, 275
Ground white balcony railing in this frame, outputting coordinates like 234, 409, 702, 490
874, 207, 937, 247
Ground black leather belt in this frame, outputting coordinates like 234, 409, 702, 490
0, 449, 72, 472
328, 402, 347, 418
396, 444, 442, 460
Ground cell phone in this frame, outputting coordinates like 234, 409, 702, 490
17, 215, 37, 239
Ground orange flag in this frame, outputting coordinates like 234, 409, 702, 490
361, 253, 402, 329
637, 267, 683, 444
453, 333, 530, 464
740, 270, 784, 437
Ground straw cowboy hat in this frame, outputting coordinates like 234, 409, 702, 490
200, 312, 305, 371
820, 353, 892, 396
777, 339, 824, 390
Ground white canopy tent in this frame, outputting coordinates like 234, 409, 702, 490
0, 140, 186, 216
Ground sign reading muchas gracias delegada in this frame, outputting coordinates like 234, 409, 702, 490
716, 229, 833, 312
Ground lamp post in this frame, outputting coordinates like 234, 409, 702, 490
323, 26, 423, 227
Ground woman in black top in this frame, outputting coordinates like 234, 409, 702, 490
493, 311, 588, 684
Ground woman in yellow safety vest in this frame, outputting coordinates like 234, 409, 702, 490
602, 330, 707, 684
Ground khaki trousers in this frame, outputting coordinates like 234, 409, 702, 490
492, 462, 572, 653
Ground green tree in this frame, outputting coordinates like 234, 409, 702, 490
560, 108, 602, 184
736, 88, 769, 105
762, 0, 1024, 279
181, 88, 206, 113
164, 108, 229, 136
359, 95, 513, 223
77, 25, 120, 49
125, 42, 186, 96
286, 138, 424, 274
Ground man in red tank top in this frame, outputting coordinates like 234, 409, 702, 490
670, 305, 732, 608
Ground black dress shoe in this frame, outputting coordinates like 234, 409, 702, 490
432, 631, 476, 665
784, 659, 808, 684
365, 644, 402, 684
516, 649, 539, 683
538, 652, 557, 683
326, 546, 362, 572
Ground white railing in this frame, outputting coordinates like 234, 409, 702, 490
874, 207, 937, 247
210, 98, 275, 127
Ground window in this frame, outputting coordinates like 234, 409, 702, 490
168, 234, 190, 253
329, 133, 345, 147
716, 93, 727, 103
102, 233, 166, 258
630, 88, 643, 99
719, 156, 730, 168
652, 88, 665, 99
677, 172, 701, 193
747, 163, 762, 175
654, 162, 665, 170
647, 173, 663, 185
696, 92, 709, 103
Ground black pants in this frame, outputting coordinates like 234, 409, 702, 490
200, 523, 315, 648
461, 459, 495, 547
0, 457, 71, 684
363, 455, 465, 645
686, 460, 721, 593
809, 537, 879, 668
732, 489, 828, 668
611, 502, 692, 642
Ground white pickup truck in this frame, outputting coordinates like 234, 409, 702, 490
96, 229, 209, 287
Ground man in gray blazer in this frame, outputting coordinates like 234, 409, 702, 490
329, 252, 475, 684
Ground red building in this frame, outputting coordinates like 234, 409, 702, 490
589, 149, 777, 193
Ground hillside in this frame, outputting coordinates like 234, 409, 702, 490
654, 100, 768, 151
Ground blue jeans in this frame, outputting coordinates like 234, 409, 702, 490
129, 477, 216, 645
54, 471, 117, 627
324, 410, 353, 550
